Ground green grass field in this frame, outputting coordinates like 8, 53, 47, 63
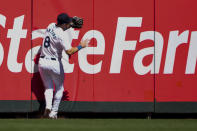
0, 119, 197, 131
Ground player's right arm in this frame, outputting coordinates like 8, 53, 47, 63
65, 39, 89, 55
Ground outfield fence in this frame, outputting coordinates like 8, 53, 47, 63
0, 0, 197, 113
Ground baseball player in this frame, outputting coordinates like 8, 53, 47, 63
38, 13, 89, 119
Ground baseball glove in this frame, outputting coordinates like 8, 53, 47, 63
71, 16, 83, 29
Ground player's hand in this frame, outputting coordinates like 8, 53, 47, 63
80, 39, 90, 48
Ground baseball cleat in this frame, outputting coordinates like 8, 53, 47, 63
49, 111, 58, 119
43, 108, 51, 118
49, 114, 57, 119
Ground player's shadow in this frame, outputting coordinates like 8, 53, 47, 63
31, 47, 69, 117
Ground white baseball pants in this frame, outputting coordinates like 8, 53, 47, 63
38, 57, 64, 115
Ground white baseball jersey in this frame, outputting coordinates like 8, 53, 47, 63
40, 23, 72, 59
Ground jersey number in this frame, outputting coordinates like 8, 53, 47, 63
44, 36, 50, 48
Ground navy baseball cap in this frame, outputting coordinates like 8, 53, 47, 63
57, 13, 72, 25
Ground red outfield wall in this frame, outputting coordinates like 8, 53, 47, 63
0, 0, 197, 113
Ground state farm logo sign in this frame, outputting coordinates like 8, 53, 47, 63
0, 14, 197, 75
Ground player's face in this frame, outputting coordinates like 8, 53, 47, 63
62, 23, 71, 31
66, 23, 72, 29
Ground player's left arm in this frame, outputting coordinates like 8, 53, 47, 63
65, 39, 89, 55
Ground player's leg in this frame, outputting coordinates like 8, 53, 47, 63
50, 62, 65, 118
49, 84, 64, 119
38, 64, 54, 116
